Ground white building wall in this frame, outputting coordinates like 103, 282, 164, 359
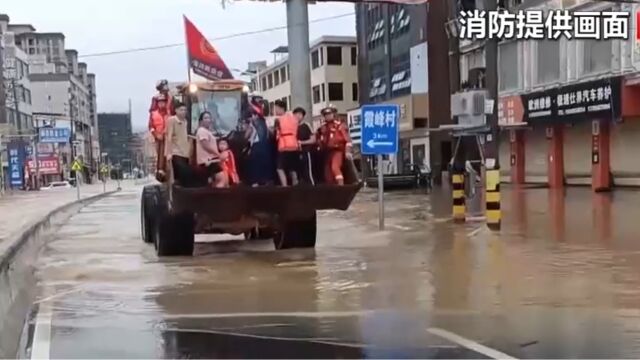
31, 80, 69, 115
256, 36, 359, 122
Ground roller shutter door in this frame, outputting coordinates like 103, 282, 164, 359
499, 132, 511, 182
524, 127, 548, 184
564, 122, 592, 185
611, 120, 640, 186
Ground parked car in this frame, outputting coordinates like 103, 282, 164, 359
41, 181, 72, 190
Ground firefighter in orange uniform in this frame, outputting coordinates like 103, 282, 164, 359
149, 94, 170, 179
317, 106, 352, 185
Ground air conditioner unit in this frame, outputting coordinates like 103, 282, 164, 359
451, 90, 489, 117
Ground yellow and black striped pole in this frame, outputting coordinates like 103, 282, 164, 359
485, 169, 501, 230
452, 170, 465, 223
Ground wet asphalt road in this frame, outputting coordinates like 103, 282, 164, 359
19, 186, 640, 358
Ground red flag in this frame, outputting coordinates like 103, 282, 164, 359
184, 16, 233, 81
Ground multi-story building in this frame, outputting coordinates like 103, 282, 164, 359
97, 113, 133, 169
355, 2, 451, 177
0, 15, 34, 190
452, 0, 640, 190
11, 27, 99, 182
252, 35, 359, 129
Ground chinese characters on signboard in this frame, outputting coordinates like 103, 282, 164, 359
27, 157, 60, 175
521, 76, 621, 123
39, 127, 70, 143
498, 95, 524, 125
7, 141, 26, 188
361, 104, 400, 155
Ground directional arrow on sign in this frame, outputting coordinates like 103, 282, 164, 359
366, 139, 393, 148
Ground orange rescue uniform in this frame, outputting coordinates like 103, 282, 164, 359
149, 109, 169, 173
318, 119, 352, 185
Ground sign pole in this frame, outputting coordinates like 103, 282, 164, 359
377, 154, 384, 230
76, 174, 80, 200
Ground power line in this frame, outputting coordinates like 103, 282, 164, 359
79, 12, 355, 59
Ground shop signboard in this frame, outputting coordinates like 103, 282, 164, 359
498, 95, 525, 126
522, 76, 622, 124
27, 157, 60, 175
39, 127, 70, 143
7, 141, 27, 188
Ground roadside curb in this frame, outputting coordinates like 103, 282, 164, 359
0, 189, 118, 358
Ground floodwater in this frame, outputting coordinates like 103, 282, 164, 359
17, 185, 640, 358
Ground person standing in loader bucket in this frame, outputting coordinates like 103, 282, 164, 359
149, 94, 170, 180
274, 100, 300, 187
318, 106, 352, 185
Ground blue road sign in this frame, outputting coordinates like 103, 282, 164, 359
39, 127, 70, 143
361, 104, 400, 155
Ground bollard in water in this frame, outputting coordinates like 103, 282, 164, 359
452, 172, 465, 223
485, 169, 501, 230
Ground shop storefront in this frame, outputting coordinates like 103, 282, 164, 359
521, 76, 622, 190
497, 95, 527, 184
613, 77, 640, 186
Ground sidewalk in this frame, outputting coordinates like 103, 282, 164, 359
0, 180, 126, 247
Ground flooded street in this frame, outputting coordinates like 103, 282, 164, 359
19, 186, 640, 358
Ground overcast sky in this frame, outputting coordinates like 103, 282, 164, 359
3, 0, 356, 130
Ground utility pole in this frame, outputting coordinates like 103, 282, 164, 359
286, 0, 312, 115
0, 45, 5, 194
10, 78, 21, 133
33, 121, 40, 190
483, 0, 501, 230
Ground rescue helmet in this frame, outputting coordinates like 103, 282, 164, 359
156, 79, 169, 91
321, 106, 337, 116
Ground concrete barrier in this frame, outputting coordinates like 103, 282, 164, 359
0, 190, 117, 358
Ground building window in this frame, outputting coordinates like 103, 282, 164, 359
281, 97, 288, 110
583, 39, 612, 75
280, 67, 287, 82
390, 6, 411, 38
499, 41, 519, 91
328, 83, 344, 101
321, 84, 326, 102
320, 47, 324, 66
369, 61, 387, 100
368, 19, 385, 50
352, 83, 359, 101
311, 50, 320, 69
267, 73, 273, 89
313, 85, 321, 104
351, 47, 357, 66
261, 77, 267, 91
536, 40, 560, 85
274, 70, 281, 86
288, 96, 292, 109
327, 46, 342, 65
25, 89, 32, 105
391, 52, 411, 95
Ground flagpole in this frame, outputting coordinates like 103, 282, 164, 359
183, 15, 192, 83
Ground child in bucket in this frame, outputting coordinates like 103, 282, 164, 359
219, 139, 239, 186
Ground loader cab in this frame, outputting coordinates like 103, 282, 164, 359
177, 80, 269, 136
174, 81, 269, 176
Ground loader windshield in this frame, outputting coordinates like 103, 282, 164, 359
190, 90, 241, 137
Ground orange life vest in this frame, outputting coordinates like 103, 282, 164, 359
277, 112, 300, 152
149, 110, 167, 135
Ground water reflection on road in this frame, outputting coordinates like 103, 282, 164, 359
20, 187, 640, 358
